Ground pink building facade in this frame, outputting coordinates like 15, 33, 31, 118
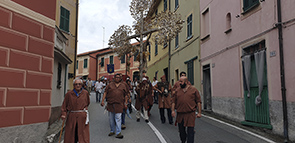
0, 0, 56, 142
200, 0, 295, 141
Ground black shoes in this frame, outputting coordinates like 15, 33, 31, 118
115, 133, 123, 139
121, 124, 126, 130
108, 132, 115, 136
145, 120, 149, 123
136, 118, 140, 122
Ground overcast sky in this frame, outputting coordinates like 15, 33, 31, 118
77, 0, 133, 54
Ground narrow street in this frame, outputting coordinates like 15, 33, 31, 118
76, 92, 277, 143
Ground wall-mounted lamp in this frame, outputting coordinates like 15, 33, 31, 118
236, 14, 240, 18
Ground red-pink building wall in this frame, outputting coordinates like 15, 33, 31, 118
98, 53, 139, 81
0, 1, 55, 128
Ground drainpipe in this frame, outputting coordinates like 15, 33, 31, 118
277, 0, 288, 142
74, 0, 79, 77
168, 0, 171, 82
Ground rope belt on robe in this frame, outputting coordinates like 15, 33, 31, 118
70, 108, 89, 125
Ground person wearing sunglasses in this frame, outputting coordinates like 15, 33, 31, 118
101, 73, 129, 139
61, 78, 90, 143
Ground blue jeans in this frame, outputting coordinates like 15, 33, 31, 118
121, 109, 126, 125
108, 112, 122, 135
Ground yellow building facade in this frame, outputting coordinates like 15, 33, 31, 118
169, 0, 201, 90
147, 0, 169, 80
55, 0, 78, 90
147, 0, 201, 91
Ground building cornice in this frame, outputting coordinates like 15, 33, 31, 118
0, 0, 55, 27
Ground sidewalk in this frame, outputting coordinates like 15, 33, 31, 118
202, 111, 287, 143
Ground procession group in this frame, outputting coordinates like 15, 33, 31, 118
60, 71, 202, 143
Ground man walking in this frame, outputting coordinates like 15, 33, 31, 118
61, 78, 90, 143
101, 73, 128, 139
171, 76, 202, 143
95, 78, 105, 103
152, 77, 159, 104
172, 72, 191, 95
135, 77, 152, 122
154, 75, 173, 124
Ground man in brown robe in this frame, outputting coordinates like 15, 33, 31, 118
172, 76, 202, 143
172, 71, 191, 96
61, 78, 90, 143
153, 75, 173, 124
135, 77, 152, 122
101, 73, 128, 139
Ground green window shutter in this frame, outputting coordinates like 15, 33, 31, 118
121, 55, 125, 64
76, 61, 78, 69
60, 6, 70, 32
110, 56, 114, 64
101, 57, 104, 67
84, 59, 88, 68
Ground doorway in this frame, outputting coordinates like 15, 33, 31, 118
203, 64, 212, 111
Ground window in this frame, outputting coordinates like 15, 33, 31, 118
185, 56, 198, 85
175, 69, 179, 81
226, 13, 232, 31
110, 55, 114, 64
201, 8, 210, 40
155, 41, 158, 56
57, 63, 62, 88
60, 6, 70, 32
121, 54, 125, 64
164, 0, 167, 11
148, 44, 151, 61
243, 0, 259, 12
163, 36, 168, 48
83, 59, 88, 68
187, 14, 193, 39
155, 9, 158, 15
134, 51, 138, 61
101, 57, 104, 67
186, 60, 194, 85
175, 33, 179, 49
76, 61, 78, 69
175, 0, 179, 10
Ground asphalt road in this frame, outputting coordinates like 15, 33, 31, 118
60, 91, 277, 143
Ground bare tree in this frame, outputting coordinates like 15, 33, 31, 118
108, 0, 184, 81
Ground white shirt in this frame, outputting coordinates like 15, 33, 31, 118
95, 81, 105, 93
152, 80, 158, 92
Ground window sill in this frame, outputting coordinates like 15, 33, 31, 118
186, 35, 193, 42
201, 34, 210, 41
174, 5, 179, 12
242, 2, 260, 15
224, 28, 232, 34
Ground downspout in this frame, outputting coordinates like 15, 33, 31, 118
168, 0, 171, 82
277, 0, 288, 142
96, 55, 98, 80
74, 0, 79, 77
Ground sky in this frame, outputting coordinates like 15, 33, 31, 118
77, 0, 134, 54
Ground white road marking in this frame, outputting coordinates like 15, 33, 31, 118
131, 104, 167, 143
202, 114, 276, 143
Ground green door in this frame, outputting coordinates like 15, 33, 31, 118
241, 56, 272, 129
